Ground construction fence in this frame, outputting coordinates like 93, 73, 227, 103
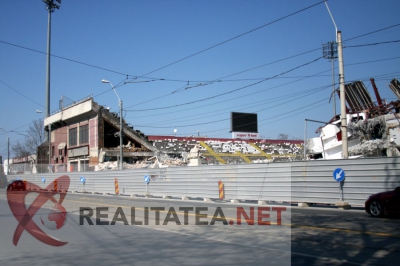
5, 157, 400, 207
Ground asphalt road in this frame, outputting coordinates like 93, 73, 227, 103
0, 188, 399, 266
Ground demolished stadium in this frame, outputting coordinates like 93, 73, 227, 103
306, 78, 400, 160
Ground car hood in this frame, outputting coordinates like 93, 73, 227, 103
369, 190, 394, 198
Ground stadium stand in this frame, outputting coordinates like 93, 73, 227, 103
148, 136, 303, 165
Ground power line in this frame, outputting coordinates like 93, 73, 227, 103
127, 48, 322, 108
124, 38, 400, 111
135, 89, 330, 129
135, 1, 326, 78
139, 85, 330, 127
0, 40, 130, 77
200, 98, 329, 135
346, 39, 400, 48
125, 57, 323, 111
127, 69, 334, 119
1, 21, 397, 90
344, 23, 400, 42
0, 80, 44, 107
126, 58, 400, 121
2, 20, 399, 137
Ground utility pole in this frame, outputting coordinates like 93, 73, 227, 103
337, 31, 348, 159
322, 41, 338, 117
42, 0, 61, 142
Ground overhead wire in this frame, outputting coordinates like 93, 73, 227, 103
125, 56, 323, 111
1, 20, 399, 139
191, 97, 329, 136
139, 85, 330, 127
344, 23, 400, 42
0, 80, 44, 107
345, 39, 400, 48
123, 56, 400, 121
132, 1, 326, 79
135, 91, 330, 129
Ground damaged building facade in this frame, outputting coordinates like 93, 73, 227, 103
306, 78, 400, 159
39, 97, 157, 172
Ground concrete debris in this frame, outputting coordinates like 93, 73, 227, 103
348, 116, 386, 141
348, 139, 387, 156
96, 161, 154, 171
252, 159, 271, 163
347, 116, 390, 156
158, 158, 186, 166
157, 154, 187, 166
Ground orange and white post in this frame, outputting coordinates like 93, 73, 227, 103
54, 180, 58, 191
115, 178, 119, 195
218, 180, 225, 200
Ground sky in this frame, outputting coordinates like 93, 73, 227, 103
1, 0, 399, 159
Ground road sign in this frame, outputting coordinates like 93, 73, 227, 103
333, 168, 345, 182
16, 177, 20, 180
144, 175, 150, 184
41, 177, 46, 183
80, 176, 86, 184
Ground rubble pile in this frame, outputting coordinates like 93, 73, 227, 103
347, 116, 390, 156
96, 161, 153, 171
348, 116, 386, 141
157, 153, 187, 167
348, 139, 387, 156
252, 159, 271, 163
158, 158, 186, 166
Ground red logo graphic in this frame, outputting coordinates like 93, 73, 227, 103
7, 175, 70, 246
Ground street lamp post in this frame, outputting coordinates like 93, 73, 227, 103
324, 0, 348, 159
102, 79, 123, 170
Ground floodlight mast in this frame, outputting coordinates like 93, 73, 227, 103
42, 0, 61, 143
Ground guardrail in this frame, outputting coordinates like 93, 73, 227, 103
7, 157, 400, 207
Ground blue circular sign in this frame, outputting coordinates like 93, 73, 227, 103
80, 176, 86, 184
16, 177, 21, 180
333, 168, 345, 182
41, 177, 46, 183
144, 175, 150, 184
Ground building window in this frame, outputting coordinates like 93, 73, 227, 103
69, 128, 77, 146
70, 161, 78, 172
79, 124, 89, 144
80, 159, 88, 172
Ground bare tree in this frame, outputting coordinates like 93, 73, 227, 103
277, 133, 289, 140
12, 119, 45, 158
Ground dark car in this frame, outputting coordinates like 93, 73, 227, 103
365, 187, 400, 217
7, 180, 26, 191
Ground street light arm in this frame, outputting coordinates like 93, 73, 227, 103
324, 0, 338, 39
110, 84, 121, 103
102, 80, 121, 102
